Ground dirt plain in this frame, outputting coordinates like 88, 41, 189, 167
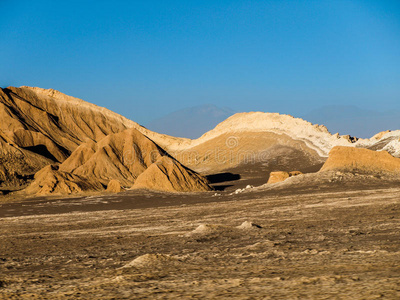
1, 167, 400, 299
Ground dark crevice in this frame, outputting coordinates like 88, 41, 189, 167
22, 145, 58, 162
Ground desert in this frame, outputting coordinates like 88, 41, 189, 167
2, 1, 400, 298
1, 87, 400, 299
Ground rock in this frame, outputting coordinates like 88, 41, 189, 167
131, 156, 212, 192
268, 171, 290, 183
24, 165, 103, 196
237, 221, 262, 229
60, 128, 165, 187
123, 254, 175, 268
106, 180, 122, 193
289, 171, 302, 177
234, 188, 244, 194
267, 171, 303, 184
320, 146, 400, 175
184, 224, 228, 237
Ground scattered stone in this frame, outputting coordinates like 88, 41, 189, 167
237, 221, 262, 229
185, 224, 226, 236
122, 253, 175, 268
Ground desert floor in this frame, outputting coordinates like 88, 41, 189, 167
1, 175, 400, 299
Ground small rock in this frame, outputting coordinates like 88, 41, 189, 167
122, 253, 174, 268
107, 180, 122, 193
237, 221, 262, 229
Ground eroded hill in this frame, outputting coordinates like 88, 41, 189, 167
1, 86, 400, 197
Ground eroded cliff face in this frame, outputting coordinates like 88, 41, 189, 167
0, 87, 212, 194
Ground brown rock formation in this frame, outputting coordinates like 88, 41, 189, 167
320, 146, 400, 175
267, 171, 303, 184
106, 180, 122, 193
24, 165, 103, 196
0, 86, 138, 189
58, 128, 211, 193
59, 127, 166, 187
132, 156, 213, 192
0, 132, 54, 191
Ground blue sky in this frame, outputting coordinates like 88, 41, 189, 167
1, 0, 400, 125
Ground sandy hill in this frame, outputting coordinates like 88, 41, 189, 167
132, 156, 212, 192
55, 127, 212, 194
59, 127, 167, 187
163, 112, 357, 173
2, 85, 400, 196
0, 86, 137, 190
320, 146, 400, 175
0, 87, 212, 194
257, 146, 400, 193
164, 113, 400, 174
24, 165, 103, 196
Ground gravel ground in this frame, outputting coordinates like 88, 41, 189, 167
1, 184, 400, 299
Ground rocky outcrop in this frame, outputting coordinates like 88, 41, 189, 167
0, 132, 55, 190
24, 165, 103, 196
320, 146, 400, 175
59, 127, 166, 187
23, 127, 212, 195
3, 85, 400, 196
57, 128, 212, 194
0, 86, 143, 189
131, 156, 213, 192
106, 180, 122, 193
267, 171, 303, 184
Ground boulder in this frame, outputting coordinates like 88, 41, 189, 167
106, 179, 122, 193
267, 171, 303, 184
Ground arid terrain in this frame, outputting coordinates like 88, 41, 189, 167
1, 86, 400, 299
1, 178, 400, 299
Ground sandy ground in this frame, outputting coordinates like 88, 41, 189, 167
1, 181, 400, 299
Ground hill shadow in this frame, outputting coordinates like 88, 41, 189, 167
206, 173, 241, 191
206, 172, 241, 184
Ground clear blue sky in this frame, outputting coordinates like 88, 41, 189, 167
1, 0, 399, 125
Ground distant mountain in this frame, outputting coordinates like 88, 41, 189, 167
146, 104, 237, 139
303, 105, 400, 138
